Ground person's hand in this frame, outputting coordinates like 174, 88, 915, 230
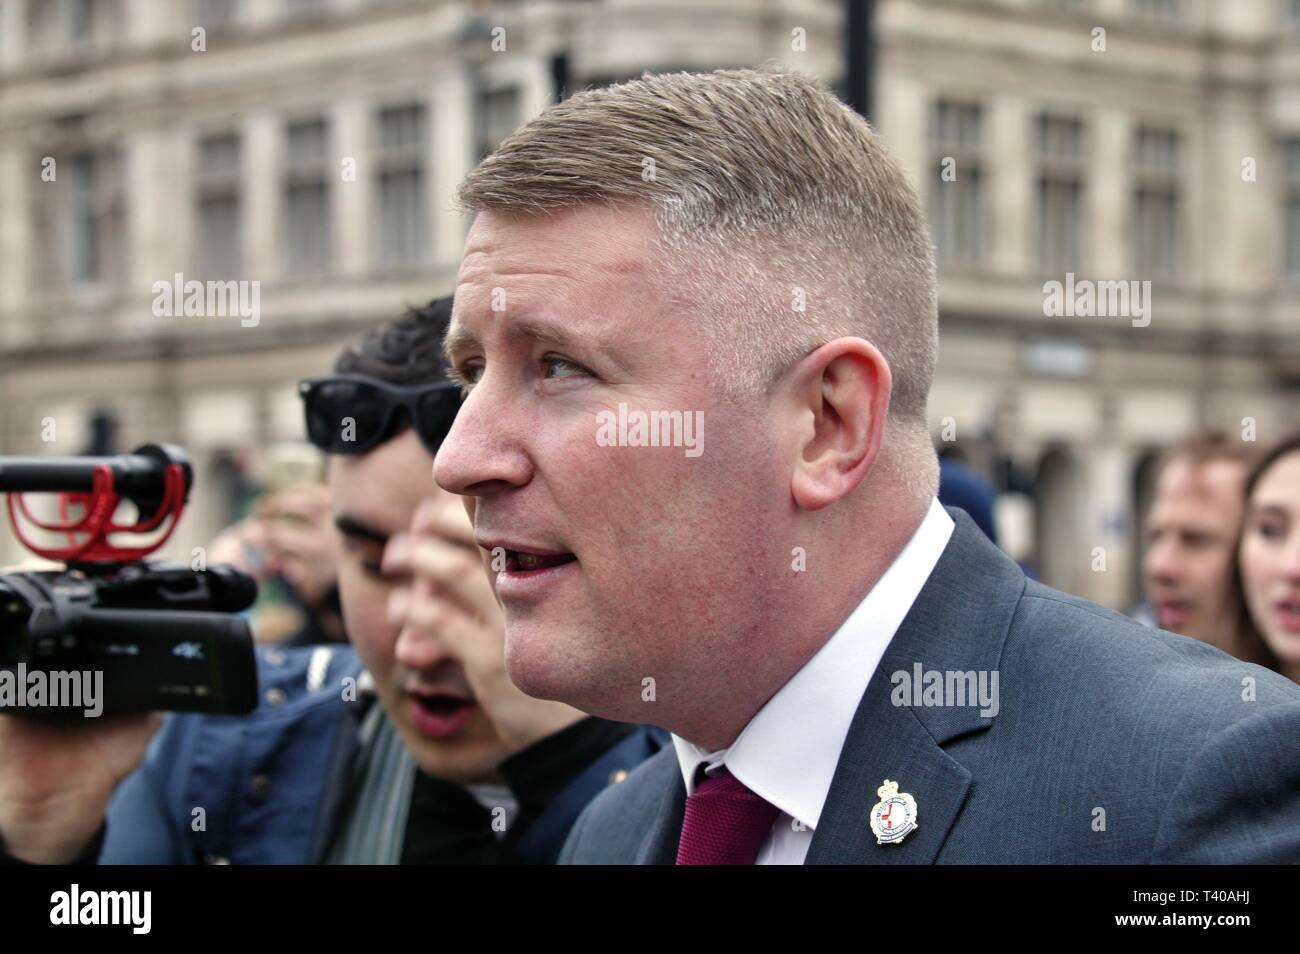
0, 713, 164, 864
207, 517, 273, 582
382, 498, 583, 753
260, 486, 342, 608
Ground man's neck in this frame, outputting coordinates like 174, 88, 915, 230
674, 496, 934, 752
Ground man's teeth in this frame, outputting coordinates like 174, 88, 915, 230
514, 551, 571, 571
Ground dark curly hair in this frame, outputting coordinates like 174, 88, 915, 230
334, 295, 453, 385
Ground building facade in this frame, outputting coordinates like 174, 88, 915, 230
875, 0, 1300, 606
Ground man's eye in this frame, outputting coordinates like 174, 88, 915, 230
360, 560, 405, 583
449, 363, 483, 390
345, 547, 386, 578
542, 356, 589, 380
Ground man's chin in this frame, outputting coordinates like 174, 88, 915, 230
376, 694, 501, 782
402, 725, 503, 783
502, 622, 579, 704
502, 646, 561, 703
503, 629, 633, 725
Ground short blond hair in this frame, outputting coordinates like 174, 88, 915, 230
458, 65, 938, 434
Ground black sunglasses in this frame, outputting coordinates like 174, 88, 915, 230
298, 375, 463, 456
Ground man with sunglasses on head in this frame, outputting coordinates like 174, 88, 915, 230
0, 295, 665, 866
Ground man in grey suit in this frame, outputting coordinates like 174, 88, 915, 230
433, 66, 1300, 864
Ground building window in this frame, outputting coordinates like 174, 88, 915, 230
195, 134, 242, 279
28, 1, 121, 59
475, 85, 521, 162
1130, 0, 1180, 21
928, 99, 984, 268
30, 146, 123, 290
1035, 113, 1085, 273
1132, 126, 1179, 278
283, 118, 331, 278
194, 0, 240, 28
66, 0, 94, 44
1283, 140, 1300, 280
68, 154, 99, 281
30, 1, 60, 55
285, 0, 327, 18
68, 151, 123, 285
373, 104, 428, 267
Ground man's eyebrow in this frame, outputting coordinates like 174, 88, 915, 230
334, 515, 388, 545
443, 315, 606, 365
443, 322, 477, 365
515, 317, 603, 351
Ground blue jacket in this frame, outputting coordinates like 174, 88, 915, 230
100, 645, 666, 864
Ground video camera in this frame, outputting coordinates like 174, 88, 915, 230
0, 444, 258, 719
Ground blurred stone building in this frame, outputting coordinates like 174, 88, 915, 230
0, 0, 1297, 608
0, 0, 837, 565
875, 0, 1300, 607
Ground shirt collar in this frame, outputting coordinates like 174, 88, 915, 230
672, 498, 955, 830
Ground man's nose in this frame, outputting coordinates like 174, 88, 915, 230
433, 377, 531, 497
393, 616, 454, 674
1145, 539, 1181, 586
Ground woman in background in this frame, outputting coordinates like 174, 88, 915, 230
1236, 430, 1300, 683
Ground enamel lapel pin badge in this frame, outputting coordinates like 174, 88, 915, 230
869, 779, 918, 845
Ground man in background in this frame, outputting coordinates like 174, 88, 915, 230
1141, 433, 1260, 662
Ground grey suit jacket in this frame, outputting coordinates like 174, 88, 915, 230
560, 509, 1300, 864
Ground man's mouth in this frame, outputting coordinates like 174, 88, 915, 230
1156, 600, 1192, 628
478, 538, 578, 600
408, 689, 477, 739
478, 538, 578, 573
508, 550, 577, 572
414, 693, 470, 715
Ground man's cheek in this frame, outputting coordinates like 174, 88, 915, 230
338, 575, 393, 658
348, 605, 399, 672
336, 564, 370, 624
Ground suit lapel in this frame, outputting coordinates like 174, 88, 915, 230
805, 672, 974, 864
634, 750, 688, 864
806, 509, 1025, 864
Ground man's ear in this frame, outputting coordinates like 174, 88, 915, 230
783, 338, 891, 512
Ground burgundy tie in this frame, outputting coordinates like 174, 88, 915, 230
676, 767, 781, 865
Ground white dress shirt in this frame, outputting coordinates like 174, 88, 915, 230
672, 497, 955, 864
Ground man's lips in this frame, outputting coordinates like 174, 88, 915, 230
1155, 600, 1192, 628
407, 688, 476, 739
477, 537, 579, 600
477, 538, 578, 573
